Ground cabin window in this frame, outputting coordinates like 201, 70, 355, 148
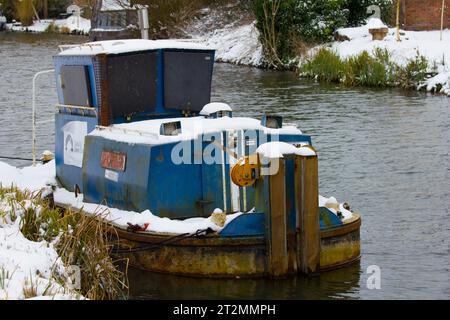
106, 51, 158, 119
163, 50, 214, 112
60, 65, 93, 107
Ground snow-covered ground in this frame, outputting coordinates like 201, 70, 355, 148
183, 3, 264, 67
323, 19, 450, 95
189, 22, 264, 67
6, 16, 91, 35
0, 189, 81, 299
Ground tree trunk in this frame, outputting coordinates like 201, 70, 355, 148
43, 0, 48, 19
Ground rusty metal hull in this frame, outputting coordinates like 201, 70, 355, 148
112, 214, 361, 278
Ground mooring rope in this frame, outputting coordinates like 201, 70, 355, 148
0, 155, 34, 161
110, 228, 212, 254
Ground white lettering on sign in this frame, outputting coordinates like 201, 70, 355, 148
105, 169, 119, 182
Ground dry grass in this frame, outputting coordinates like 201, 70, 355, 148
59, 26, 71, 34
58, 209, 128, 300
0, 186, 128, 300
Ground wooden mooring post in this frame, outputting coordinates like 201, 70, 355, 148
267, 157, 288, 277
295, 151, 320, 274
255, 155, 289, 277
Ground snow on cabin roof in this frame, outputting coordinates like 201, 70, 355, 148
58, 39, 214, 56
89, 116, 302, 146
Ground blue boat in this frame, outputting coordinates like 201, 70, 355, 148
53, 39, 361, 278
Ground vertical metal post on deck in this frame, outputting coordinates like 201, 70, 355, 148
295, 151, 320, 274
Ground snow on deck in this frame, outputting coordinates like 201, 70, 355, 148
58, 39, 213, 56
256, 142, 315, 158
91, 115, 302, 146
53, 188, 243, 234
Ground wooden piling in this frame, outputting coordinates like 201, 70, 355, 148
295, 152, 320, 274
267, 157, 288, 277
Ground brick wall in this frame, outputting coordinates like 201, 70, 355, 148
401, 0, 449, 30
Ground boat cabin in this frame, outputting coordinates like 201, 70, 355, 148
53, 40, 311, 218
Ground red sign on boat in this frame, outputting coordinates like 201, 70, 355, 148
101, 151, 126, 171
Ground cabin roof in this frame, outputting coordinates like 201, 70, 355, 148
58, 39, 214, 56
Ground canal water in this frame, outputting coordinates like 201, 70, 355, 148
0, 33, 449, 299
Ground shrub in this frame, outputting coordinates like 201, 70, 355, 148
291, 0, 349, 42
299, 47, 432, 90
300, 48, 345, 82
44, 23, 60, 33
396, 51, 429, 89
253, 0, 297, 69
253, 0, 349, 69
345, 0, 394, 27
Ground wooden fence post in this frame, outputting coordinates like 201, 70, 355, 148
295, 152, 320, 274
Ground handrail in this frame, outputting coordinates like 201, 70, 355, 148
32, 69, 55, 166
56, 104, 97, 116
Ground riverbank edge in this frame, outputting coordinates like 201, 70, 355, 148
297, 47, 450, 97
0, 184, 128, 300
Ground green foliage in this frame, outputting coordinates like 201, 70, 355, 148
253, 0, 349, 69
344, 0, 394, 27
396, 51, 429, 89
300, 48, 344, 82
300, 47, 432, 89
291, 0, 349, 42
44, 22, 60, 33
253, 0, 298, 68
252, 0, 394, 68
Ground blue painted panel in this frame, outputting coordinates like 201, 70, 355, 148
147, 142, 203, 218
319, 207, 343, 229
220, 213, 265, 237
82, 136, 151, 212
279, 134, 312, 145
55, 113, 97, 192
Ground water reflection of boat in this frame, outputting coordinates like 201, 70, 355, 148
53, 39, 361, 278
125, 261, 362, 299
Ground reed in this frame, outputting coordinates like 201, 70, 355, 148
300, 47, 431, 90
0, 186, 128, 300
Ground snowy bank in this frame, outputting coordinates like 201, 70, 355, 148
321, 19, 450, 95
0, 161, 56, 191
0, 193, 81, 300
194, 22, 264, 67
7, 16, 90, 35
